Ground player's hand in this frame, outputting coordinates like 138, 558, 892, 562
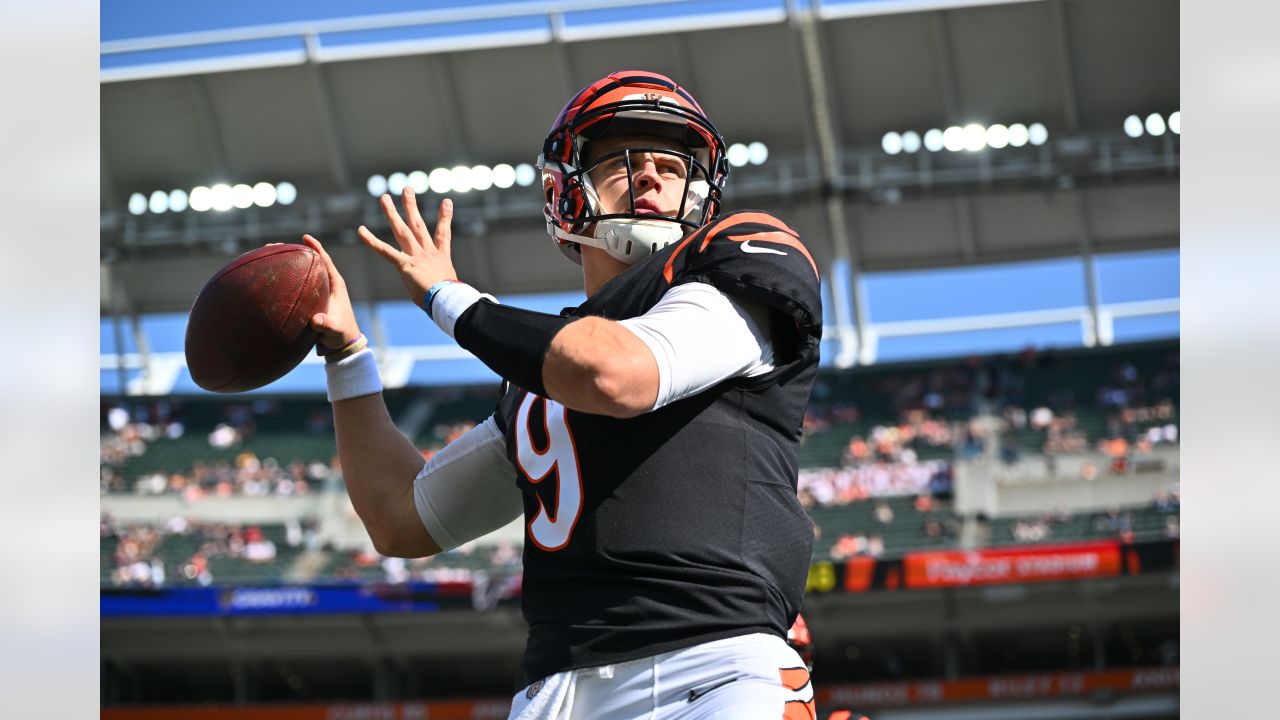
301, 235, 362, 351
359, 188, 459, 310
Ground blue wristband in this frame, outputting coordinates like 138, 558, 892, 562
423, 279, 460, 316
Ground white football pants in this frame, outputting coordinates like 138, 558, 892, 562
506, 633, 815, 720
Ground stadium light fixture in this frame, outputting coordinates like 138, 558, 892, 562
450, 165, 475, 193
189, 186, 212, 212
471, 165, 494, 191
492, 163, 516, 189
275, 182, 297, 206
210, 184, 234, 212
128, 192, 147, 215
367, 174, 388, 197
1168, 111, 1180, 135
963, 123, 986, 152
942, 126, 966, 152
747, 141, 769, 165
387, 172, 407, 195
252, 182, 276, 208
985, 124, 1009, 150
148, 190, 168, 214
408, 170, 429, 194
727, 142, 750, 167
923, 129, 944, 152
429, 168, 453, 194
1007, 123, 1030, 148
168, 189, 189, 213
1123, 114, 1144, 138
1145, 113, 1166, 137
231, 184, 255, 210
901, 131, 921, 153
514, 163, 536, 187
881, 131, 903, 155
1028, 123, 1049, 146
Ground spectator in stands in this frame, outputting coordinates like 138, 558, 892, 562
874, 501, 894, 525
830, 533, 867, 560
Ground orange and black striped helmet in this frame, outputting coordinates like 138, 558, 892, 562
538, 70, 730, 264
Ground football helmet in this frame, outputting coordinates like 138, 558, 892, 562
538, 70, 730, 265
787, 613, 814, 671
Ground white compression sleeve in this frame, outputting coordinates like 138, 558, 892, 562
412, 415, 522, 551
618, 281, 775, 412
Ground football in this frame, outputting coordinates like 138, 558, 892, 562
184, 243, 329, 393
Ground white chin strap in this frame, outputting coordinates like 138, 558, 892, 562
551, 175, 710, 265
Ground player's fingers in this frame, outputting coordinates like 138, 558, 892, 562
433, 198, 453, 255
302, 235, 346, 290
357, 225, 410, 267
378, 194, 421, 254
402, 187, 432, 245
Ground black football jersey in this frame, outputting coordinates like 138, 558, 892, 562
492, 210, 823, 683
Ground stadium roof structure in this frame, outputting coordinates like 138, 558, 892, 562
100, 0, 1178, 371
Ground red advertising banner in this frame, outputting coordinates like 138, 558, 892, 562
902, 540, 1123, 589
818, 666, 1179, 708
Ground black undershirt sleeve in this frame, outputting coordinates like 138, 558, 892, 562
453, 300, 579, 398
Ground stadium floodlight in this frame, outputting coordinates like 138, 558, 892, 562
901, 131, 921, 153
1007, 123, 1029, 147
1123, 114, 1144, 138
942, 126, 966, 152
408, 170, 429, 194
231, 183, 255, 209
726, 142, 750, 167
210, 183, 234, 211
514, 163, 536, 187
366, 174, 388, 197
387, 172, 407, 195
429, 168, 453, 194
450, 165, 475, 193
963, 123, 986, 152
252, 182, 276, 208
168, 189, 189, 213
128, 192, 148, 215
1028, 123, 1049, 146
275, 182, 297, 206
985, 124, 1009, 150
188, 186, 212, 212
149, 190, 168, 214
1145, 112, 1166, 137
747, 141, 769, 165
923, 128, 944, 152
1168, 111, 1180, 135
471, 165, 494, 191
881, 131, 903, 155
492, 163, 516, 189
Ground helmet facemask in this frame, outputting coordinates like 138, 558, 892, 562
540, 96, 730, 265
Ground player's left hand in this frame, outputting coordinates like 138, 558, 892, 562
358, 188, 460, 309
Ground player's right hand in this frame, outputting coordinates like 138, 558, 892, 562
301, 234, 363, 352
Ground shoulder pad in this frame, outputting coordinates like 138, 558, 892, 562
661, 210, 822, 342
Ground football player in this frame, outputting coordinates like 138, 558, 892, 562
304, 71, 822, 719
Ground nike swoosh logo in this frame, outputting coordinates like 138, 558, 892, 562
740, 240, 787, 255
687, 677, 739, 703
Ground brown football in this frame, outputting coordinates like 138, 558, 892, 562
185, 244, 329, 393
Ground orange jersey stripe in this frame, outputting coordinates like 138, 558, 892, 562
783, 699, 817, 720
780, 666, 811, 691
662, 212, 817, 283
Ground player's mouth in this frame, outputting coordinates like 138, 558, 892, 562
633, 200, 664, 215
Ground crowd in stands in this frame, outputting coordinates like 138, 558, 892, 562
102, 513, 320, 588
101, 342, 1180, 588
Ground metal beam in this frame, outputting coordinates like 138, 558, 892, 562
185, 75, 232, 180
428, 54, 475, 162
789, 0, 862, 368
1072, 192, 1107, 346
1050, 0, 1082, 132
304, 34, 354, 191
928, 12, 962, 121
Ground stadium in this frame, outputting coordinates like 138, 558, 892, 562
100, 1, 1179, 718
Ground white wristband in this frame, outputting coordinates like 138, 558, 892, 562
324, 348, 383, 402
429, 283, 497, 338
